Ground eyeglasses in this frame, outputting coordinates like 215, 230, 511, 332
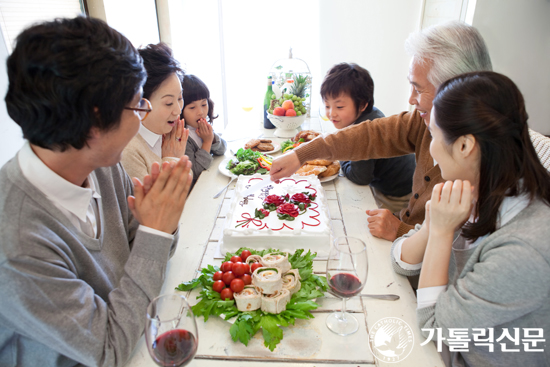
125, 98, 152, 121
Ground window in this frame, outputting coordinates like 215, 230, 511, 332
101, 0, 159, 47
0, 0, 84, 52
168, 0, 321, 133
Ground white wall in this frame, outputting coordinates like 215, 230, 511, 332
472, 0, 550, 134
0, 30, 24, 167
318, 0, 423, 116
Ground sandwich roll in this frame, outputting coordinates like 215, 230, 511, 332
260, 252, 291, 273
234, 285, 261, 311
282, 269, 301, 295
252, 267, 282, 295
245, 255, 262, 266
260, 289, 291, 314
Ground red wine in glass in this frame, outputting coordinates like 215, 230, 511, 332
329, 273, 363, 298
325, 236, 368, 336
152, 329, 197, 367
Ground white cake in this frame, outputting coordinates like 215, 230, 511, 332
221, 174, 332, 257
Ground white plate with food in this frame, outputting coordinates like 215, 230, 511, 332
260, 143, 280, 155
319, 173, 339, 183
218, 157, 271, 178
242, 138, 281, 155
219, 158, 238, 178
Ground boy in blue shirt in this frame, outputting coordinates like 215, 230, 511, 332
321, 63, 415, 213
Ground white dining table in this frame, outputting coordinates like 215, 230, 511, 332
125, 117, 444, 367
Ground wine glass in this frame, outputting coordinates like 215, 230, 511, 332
325, 236, 368, 336
319, 99, 329, 122
145, 293, 198, 367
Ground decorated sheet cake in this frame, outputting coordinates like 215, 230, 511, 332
221, 174, 332, 257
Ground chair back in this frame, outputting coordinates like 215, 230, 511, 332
529, 128, 550, 171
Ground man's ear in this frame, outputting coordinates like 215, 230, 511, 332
89, 107, 101, 139
89, 126, 101, 139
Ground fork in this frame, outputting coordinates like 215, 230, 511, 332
213, 176, 237, 199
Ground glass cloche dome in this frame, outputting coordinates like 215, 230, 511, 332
268, 48, 312, 118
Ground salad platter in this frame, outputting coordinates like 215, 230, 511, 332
219, 148, 274, 177
177, 248, 327, 351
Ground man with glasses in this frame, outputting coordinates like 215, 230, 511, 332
0, 17, 192, 367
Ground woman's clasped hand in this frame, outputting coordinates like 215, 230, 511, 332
427, 180, 474, 236
162, 117, 189, 158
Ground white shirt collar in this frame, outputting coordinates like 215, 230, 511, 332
188, 125, 203, 147
17, 142, 101, 222
139, 123, 162, 149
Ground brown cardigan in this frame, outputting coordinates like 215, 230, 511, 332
295, 110, 442, 237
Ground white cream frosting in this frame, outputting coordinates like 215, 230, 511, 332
221, 174, 332, 257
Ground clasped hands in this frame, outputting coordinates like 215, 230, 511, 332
425, 180, 474, 236
196, 118, 214, 142
127, 157, 192, 234
162, 117, 189, 158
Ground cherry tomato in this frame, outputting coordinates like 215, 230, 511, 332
232, 262, 246, 277
213, 271, 223, 281
222, 271, 236, 286
250, 263, 262, 273
240, 274, 252, 285
243, 263, 250, 274
230, 278, 245, 293
221, 261, 233, 272
220, 288, 234, 300
212, 280, 225, 293
231, 255, 243, 263
240, 250, 252, 262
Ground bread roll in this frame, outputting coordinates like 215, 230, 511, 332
319, 162, 340, 177
306, 159, 332, 166
296, 164, 327, 176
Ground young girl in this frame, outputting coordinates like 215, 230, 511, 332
121, 43, 188, 182
181, 74, 227, 186
391, 72, 550, 366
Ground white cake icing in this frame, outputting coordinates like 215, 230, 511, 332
221, 174, 332, 257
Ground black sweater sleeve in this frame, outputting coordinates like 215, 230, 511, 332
340, 159, 376, 185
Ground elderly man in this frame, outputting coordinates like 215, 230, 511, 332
0, 17, 192, 366
271, 21, 492, 241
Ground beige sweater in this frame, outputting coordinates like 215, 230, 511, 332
121, 134, 183, 182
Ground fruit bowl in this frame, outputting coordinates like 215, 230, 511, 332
267, 113, 306, 138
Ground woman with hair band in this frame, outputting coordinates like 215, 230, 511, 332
121, 42, 189, 183
391, 71, 550, 366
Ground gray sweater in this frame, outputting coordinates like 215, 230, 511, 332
0, 158, 178, 367
391, 199, 550, 366
185, 132, 227, 188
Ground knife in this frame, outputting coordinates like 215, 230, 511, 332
241, 178, 275, 197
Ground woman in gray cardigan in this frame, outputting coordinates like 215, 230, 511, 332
181, 74, 227, 188
390, 72, 550, 366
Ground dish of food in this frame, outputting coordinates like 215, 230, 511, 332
176, 248, 328, 352
243, 138, 281, 154
319, 173, 339, 183
280, 130, 320, 153
220, 148, 273, 177
296, 159, 341, 179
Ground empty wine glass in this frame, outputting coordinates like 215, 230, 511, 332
145, 294, 198, 367
319, 99, 329, 122
326, 236, 368, 336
